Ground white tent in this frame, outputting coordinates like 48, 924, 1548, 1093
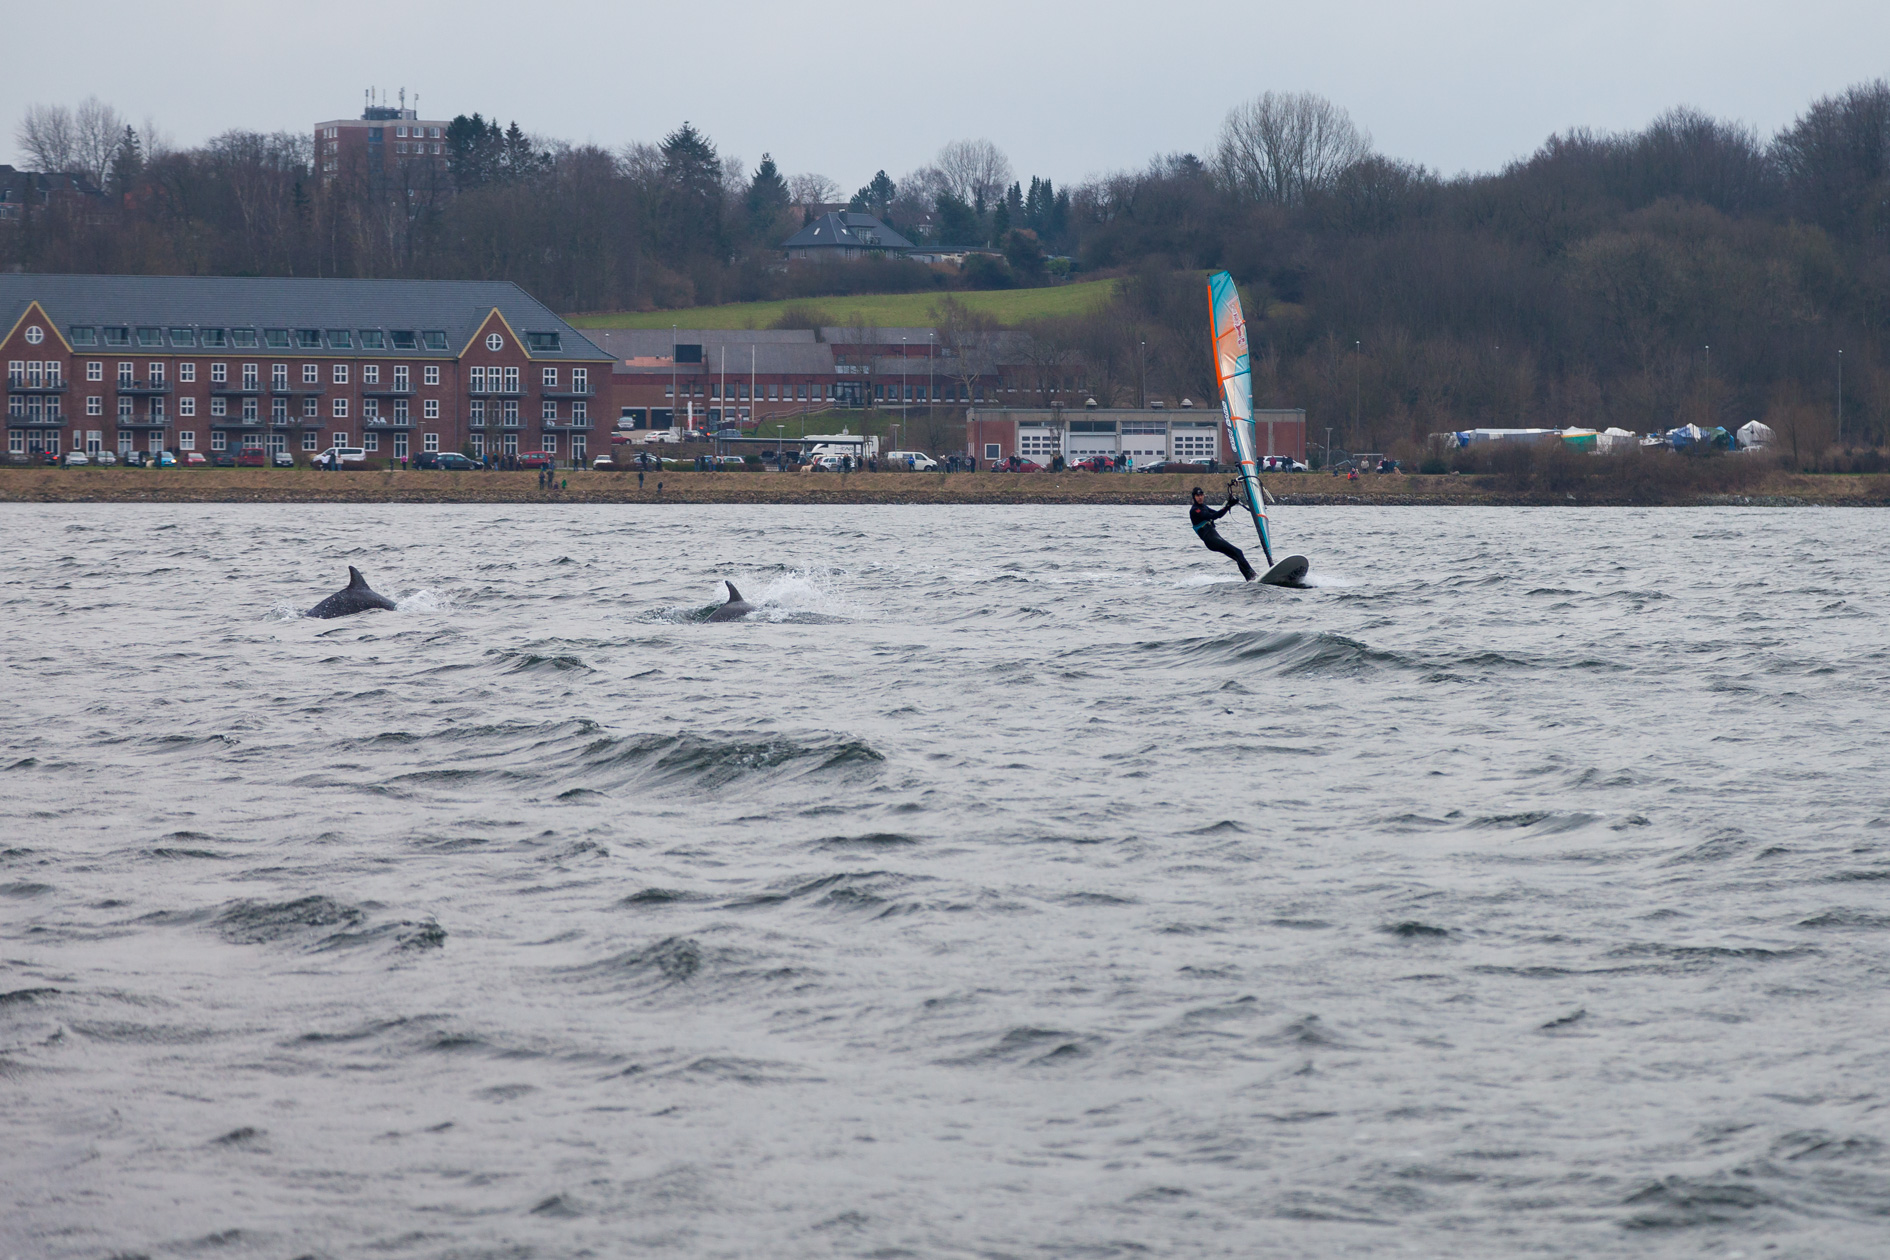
1598, 427, 1637, 452
1737, 420, 1775, 449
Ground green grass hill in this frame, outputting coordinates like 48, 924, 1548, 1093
565, 280, 1118, 330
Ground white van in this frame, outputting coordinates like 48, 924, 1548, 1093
885, 450, 938, 471
314, 446, 368, 469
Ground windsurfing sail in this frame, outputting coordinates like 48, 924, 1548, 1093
1208, 270, 1273, 566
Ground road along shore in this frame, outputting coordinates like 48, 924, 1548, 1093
2, 468, 1885, 507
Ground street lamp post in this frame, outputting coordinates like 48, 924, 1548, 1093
669, 323, 676, 435
1139, 340, 1147, 409
1838, 349, 1844, 446
901, 335, 908, 454
1353, 339, 1361, 449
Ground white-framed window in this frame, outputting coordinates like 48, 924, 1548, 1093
333, 364, 349, 384
363, 398, 380, 420
117, 397, 132, 419
503, 432, 518, 455
486, 333, 503, 351
423, 399, 439, 419
542, 400, 557, 422
210, 397, 226, 417
271, 397, 287, 421
544, 433, 558, 453
984, 443, 1001, 460
211, 362, 227, 384
302, 430, 319, 451
572, 401, 587, 425
210, 431, 226, 451
242, 398, 257, 421
470, 400, 485, 424
572, 435, 587, 461
302, 363, 318, 384
118, 431, 133, 454
272, 364, 287, 389
469, 366, 485, 392
363, 432, 378, 452
151, 398, 164, 421
573, 368, 588, 391
393, 433, 408, 458
393, 365, 408, 390
797, 383, 807, 400
470, 432, 485, 458
331, 431, 349, 447
85, 431, 101, 454
423, 432, 439, 452
302, 396, 319, 417
503, 366, 519, 392
333, 398, 348, 418
424, 365, 439, 386
150, 362, 165, 382
242, 363, 257, 389
393, 399, 409, 423
542, 366, 557, 387
117, 362, 132, 385
502, 399, 517, 426
86, 360, 103, 381
86, 396, 102, 416
768, 385, 779, 400
362, 363, 379, 385
179, 397, 195, 417
179, 431, 196, 450
179, 362, 195, 382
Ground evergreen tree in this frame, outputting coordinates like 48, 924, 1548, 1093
849, 170, 896, 220
746, 152, 790, 226
106, 125, 141, 196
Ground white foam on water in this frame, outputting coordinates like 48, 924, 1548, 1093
394, 588, 449, 614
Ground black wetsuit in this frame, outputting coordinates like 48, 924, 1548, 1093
1191, 499, 1257, 581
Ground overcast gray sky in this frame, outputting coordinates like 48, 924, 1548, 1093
4, 0, 1886, 190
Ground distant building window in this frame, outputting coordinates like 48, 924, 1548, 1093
526, 332, 560, 352
363, 398, 379, 420
573, 368, 587, 391
333, 399, 348, 418
210, 362, 227, 384
326, 329, 352, 349
86, 361, 102, 381
272, 364, 287, 389
179, 362, 195, 382
424, 399, 439, 419
424, 432, 439, 452
70, 327, 97, 346
178, 397, 194, 417
169, 328, 194, 346
87, 396, 102, 416
303, 430, 319, 451
302, 363, 318, 384
544, 434, 558, 453
179, 431, 196, 450
136, 327, 163, 347
573, 401, 586, 424
210, 431, 226, 452
393, 433, 407, 458
542, 400, 557, 422
542, 367, 558, 387
265, 330, 291, 349
363, 432, 378, 451
984, 444, 1001, 460
393, 365, 408, 390
272, 396, 287, 421
359, 330, 386, 350
485, 333, 504, 352
210, 397, 227, 417
362, 364, 379, 385
103, 327, 130, 347
332, 364, 349, 385
423, 365, 439, 385
393, 399, 408, 422
395, 126, 408, 138
231, 329, 257, 348
503, 367, 519, 392
430, 127, 441, 139
117, 397, 132, 419
295, 329, 321, 350
391, 331, 418, 350
201, 329, 227, 348
303, 396, 318, 417
242, 398, 257, 421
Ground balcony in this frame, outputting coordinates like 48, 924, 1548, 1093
6, 376, 67, 393
209, 416, 266, 429
116, 379, 173, 395
210, 383, 260, 396
360, 386, 414, 398
6, 410, 66, 427
363, 417, 413, 429
541, 385, 596, 400
541, 418, 594, 431
275, 382, 326, 396
114, 414, 168, 428
466, 385, 522, 397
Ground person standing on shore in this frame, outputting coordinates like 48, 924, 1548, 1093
1189, 485, 1256, 581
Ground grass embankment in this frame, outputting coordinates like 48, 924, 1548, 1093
3, 468, 1887, 506
565, 281, 1118, 330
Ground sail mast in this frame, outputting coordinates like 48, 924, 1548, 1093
1207, 271, 1274, 566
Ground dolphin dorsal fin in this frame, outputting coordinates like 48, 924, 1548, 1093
348, 566, 368, 589
725, 581, 743, 603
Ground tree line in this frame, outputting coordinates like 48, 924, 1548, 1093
6, 81, 1889, 457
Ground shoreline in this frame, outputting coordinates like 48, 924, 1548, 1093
2, 468, 1885, 507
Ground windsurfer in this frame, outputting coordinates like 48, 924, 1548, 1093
1189, 485, 1257, 581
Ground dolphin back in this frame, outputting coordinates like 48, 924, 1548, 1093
307, 567, 396, 619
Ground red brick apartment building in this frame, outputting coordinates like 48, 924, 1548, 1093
315, 99, 450, 184
1, 275, 611, 464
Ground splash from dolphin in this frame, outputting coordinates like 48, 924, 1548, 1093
706, 581, 758, 622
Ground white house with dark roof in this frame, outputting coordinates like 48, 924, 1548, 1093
781, 212, 915, 263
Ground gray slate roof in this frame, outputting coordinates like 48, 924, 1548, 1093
0, 273, 611, 360
782, 212, 915, 252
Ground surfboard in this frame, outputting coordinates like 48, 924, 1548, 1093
1209, 271, 1314, 585
1259, 554, 1311, 587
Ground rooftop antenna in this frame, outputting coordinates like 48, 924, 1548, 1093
399, 87, 405, 111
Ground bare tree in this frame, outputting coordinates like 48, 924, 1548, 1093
787, 172, 839, 205
1214, 91, 1371, 205
933, 139, 1012, 209
930, 295, 1002, 407
73, 97, 127, 186
16, 103, 77, 172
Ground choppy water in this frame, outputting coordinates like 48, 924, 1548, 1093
3, 503, 1887, 1259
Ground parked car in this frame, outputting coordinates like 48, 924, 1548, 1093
1069, 456, 1113, 472
235, 449, 267, 467
436, 452, 478, 470
270, 451, 296, 468
122, 450, 149, 468
211, 451, 238, 467
1262, 456, 1309, 472
91, 450, 118, 467
884, 449, 939, 471
61, 451, 90, 467
517, 450, 555, 469
1, 452, 35, 466
713, 454, 748, 468
312, 446, 367, 469
1144, 460, 1213, 475
156, 450, 178, 467
183, 452, 208, 467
